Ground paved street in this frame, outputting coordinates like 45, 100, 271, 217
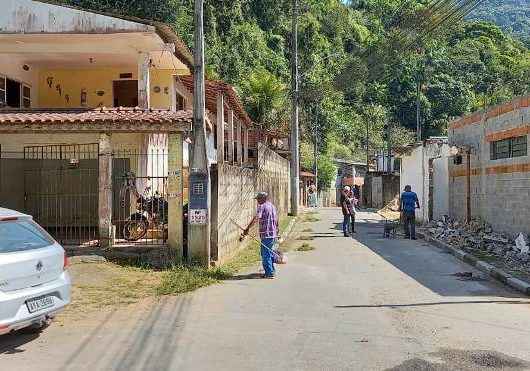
2, 208, 530, 370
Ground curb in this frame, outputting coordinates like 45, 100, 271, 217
418, 231, 530, 296
279, 216, 297, 243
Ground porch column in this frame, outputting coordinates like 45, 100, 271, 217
168, 133, 184, 263
216, 94, 225, 163
243, 127, 249, 164
98, 133, 113, 248
227, 109, 235, 163
236, 119, 242, 166
138, 53, 150, 108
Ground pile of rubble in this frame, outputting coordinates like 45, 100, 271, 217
426, 217, 530, 274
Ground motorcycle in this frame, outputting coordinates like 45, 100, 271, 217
123, 186, 169, 241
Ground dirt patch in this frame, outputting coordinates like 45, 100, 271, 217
58, 262, 162, 322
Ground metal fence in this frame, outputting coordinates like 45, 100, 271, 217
0, 144, 99, 247
112, 148, 169, 246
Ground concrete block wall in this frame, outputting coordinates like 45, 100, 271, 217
449, 96, 530, 236
214, 144, 290, 263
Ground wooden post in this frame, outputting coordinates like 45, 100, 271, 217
236, 119, 242, 166
243, 127, 249, 164
98, 133, 113, 248
216, 94, 225, 163
138, 53, 150, 109
168, 133, 184, 263
227, 109, 234, 163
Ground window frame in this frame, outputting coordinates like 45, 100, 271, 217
0, 74, 32, 108
0, 74, 6, 106
490, 135, 528, 160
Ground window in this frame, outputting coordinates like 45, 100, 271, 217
6, 78, 21, 108
22, 85, 31, 108
0, 219, 54, 253
0, 75, 31, 108
176, 93, 185, 110
0, 76, 5, 106
490, 135, 527, 160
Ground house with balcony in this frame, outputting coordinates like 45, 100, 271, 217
0, 0, 255, 264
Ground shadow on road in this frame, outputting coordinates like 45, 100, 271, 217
334, 300, 530, 308
0, 331, 40, 355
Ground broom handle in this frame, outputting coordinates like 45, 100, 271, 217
230, 218, 277, 253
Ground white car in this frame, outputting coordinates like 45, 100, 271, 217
0, 208, 71, 335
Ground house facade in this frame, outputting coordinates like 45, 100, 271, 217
448, 95, 530, 235
0, 0, 257, 264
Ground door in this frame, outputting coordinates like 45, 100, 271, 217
113, 80, 138, 107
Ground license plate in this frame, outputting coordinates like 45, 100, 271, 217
26, 295, 54, 313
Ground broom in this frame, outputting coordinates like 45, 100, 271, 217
230, 218, 287, 264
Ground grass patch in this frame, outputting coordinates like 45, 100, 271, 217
156, 266, 231, 296
296, 243, 315, 252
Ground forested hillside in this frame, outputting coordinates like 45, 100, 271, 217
63, 0, 530, 188
470, 0, 530, 46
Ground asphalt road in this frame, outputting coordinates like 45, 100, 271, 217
2, 209, 530, 371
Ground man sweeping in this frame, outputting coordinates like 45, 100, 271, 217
243, 192, 279, 279
399, 185, 420, 240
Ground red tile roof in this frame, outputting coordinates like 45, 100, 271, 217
177, 75, 252, 126
0, 107, 193, 126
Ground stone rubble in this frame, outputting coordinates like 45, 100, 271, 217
426, 217, 530, 275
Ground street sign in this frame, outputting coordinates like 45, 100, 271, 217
189, 208, 207, 225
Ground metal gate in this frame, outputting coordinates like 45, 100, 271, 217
112, 148, 169, 246
23, 144, 99, 246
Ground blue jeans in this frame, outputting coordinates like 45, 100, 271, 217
343, 214, 352, 235
260, 238, 276, 277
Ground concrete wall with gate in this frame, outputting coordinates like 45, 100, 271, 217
212, 144, 290, 263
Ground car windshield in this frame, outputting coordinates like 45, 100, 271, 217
0, 219, 54, 253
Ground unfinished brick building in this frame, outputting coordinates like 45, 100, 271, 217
448, 95, 530, 235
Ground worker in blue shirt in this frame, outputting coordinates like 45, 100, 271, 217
399, 185, 420, 240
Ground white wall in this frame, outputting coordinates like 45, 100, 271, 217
433, 157, 449, 219
400, 142, 451, 223
400, 146, 425, 221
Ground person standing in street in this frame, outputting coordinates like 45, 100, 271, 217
347, 188, 357, 235
340, 186, 353, 237
243, 192, 279, 279
399, 185, 420, 239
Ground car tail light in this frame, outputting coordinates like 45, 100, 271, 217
63, 253, 69, 270
0, 324, 10, 334
0, 217, 17, 221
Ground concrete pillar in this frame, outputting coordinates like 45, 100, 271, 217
168, 133, 184, 263
138, 53, 150, 108
227, 109, 234, 163
216, 94, 225, 163
98, 133, 113, 248
243, 127, 249, 164
236, 119, 242, 166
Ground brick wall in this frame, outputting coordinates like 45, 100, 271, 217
448, 95, 530, 235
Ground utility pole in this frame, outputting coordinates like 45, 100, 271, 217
313, 109, 318, 192
416, 75, 421, 142
365, 117, 369, 173
386, 122, 392, 173
188, 0, 210, 267
290, 0, 300, 216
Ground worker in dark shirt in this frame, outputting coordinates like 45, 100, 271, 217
340, 186, 353, 237
399, 185, 420, 239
